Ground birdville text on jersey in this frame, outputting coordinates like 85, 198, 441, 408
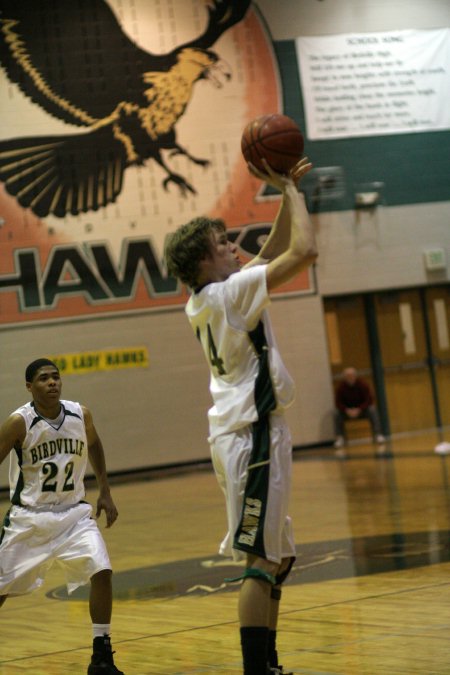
30, 438, 85, 465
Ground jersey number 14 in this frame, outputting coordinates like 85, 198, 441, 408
197, 324, 226, 375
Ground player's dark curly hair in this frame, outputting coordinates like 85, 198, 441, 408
164, 217, 226, 288
25, 358, 59, 383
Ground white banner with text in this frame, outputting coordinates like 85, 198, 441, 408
296, 28, 450, 140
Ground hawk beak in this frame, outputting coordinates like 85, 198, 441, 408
204, 59, 232, 88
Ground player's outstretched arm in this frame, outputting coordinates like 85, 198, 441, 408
83, 405, 118, 528
244, 158, 317, 288
244, 158, 313, 269
0, 414, 25, 466
263, 158, 317, 290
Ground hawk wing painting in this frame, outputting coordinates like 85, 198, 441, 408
0, 0, 251, 218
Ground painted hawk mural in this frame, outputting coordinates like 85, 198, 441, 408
0, 0, 251, 218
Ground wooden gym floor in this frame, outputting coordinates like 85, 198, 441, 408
1, 429, 450, 674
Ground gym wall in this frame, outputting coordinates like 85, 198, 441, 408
1, 0, 449, 488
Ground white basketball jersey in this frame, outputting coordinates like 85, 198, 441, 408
186, 265, 295, 439
9, 400, 89, 507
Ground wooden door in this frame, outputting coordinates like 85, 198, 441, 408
324, 296, 376, 439
324, 295, 373, 381
375, 290, 435, 433
425, 286, 450, 427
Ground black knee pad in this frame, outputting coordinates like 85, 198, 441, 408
270, 586, 282, 600
275, 556, 296, 586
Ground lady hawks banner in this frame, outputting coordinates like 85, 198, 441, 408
0, 0, 312, 327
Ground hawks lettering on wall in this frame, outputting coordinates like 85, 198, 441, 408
1, 224, 272, 311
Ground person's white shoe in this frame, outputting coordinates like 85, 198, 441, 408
334, 436, 345, 449
434, 442, 450, 455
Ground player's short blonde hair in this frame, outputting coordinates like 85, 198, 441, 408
164, 217, 226, 288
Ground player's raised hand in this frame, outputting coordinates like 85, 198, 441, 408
247, 158, 290, 189
247, 156, 312, 191
289, 156, 313, 182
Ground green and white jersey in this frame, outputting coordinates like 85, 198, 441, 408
9, 400, 88, 507
186, 265, 295, 439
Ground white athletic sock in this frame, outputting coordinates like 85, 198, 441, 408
92, 623, 111, 639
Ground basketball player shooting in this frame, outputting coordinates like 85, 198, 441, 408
164, 154, 317, 675
0, 359, 123, 675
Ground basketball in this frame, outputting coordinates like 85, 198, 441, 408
241, 114, 304, 174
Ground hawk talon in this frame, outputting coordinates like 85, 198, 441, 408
162, 174, 197, 196
192, 158, 211, 168
168, 149, 211, 168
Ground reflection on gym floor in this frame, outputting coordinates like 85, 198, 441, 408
1, 429, 450, 674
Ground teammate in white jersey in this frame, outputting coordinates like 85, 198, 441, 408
0, 358, 123, 675
165, 157, 317, 675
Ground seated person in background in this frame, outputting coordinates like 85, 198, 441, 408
334, 367, 386, 449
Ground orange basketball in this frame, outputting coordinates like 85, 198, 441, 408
241, 114, 304, 174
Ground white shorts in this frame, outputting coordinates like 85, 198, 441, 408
0, 502, 111, 597
210, 414, 296, 563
